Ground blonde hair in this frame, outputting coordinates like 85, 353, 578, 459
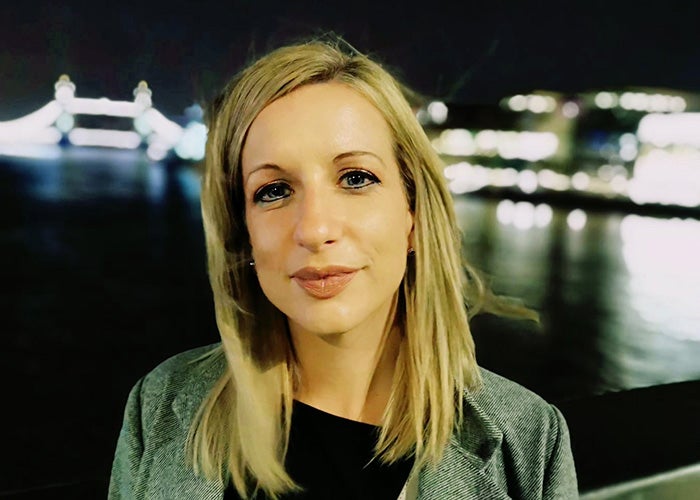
189, 36, 533, 499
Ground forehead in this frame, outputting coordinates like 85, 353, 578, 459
241, 82, 394, 167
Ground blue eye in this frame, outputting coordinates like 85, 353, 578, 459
253, 182, 291, 203
340, 170, 380, 189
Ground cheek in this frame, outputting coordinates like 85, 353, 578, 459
247, 214, 291, 301
248, 214, 279, 260
362, 207, 412, 262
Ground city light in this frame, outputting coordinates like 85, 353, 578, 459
534, 203, 553, 227
427, 101, 448, 124
174, 122, 207, 161
528, 95, 549, 114
513, 201, 536, 230
1, 76, 697, 213
606, 91, 687, 113
538, 169, 570, 191
66, 98, 144, 118
55, 113, 75, 133
628, 149, 700, 207
0, 75, 203, 162
433, 129, 475, 156
508, 95, 528, 112
517, 169, 538, 193
475, 129, 498, 151
141, 108, 184, 146
505, 93, 557, 113
637, 113, 700, 148
0, 101, 63, 141
562, 101, 580, 118
444, 162, 488, 194
2, 126, 62, 145
571, 172, 591, 191
503, 132, 558, 162
54, 74, 75, 103
68, 129, 142, 149
621, 215, 700, 341
496, 200, 554, 230
567, 209, 587, 231
0, 144, 62, 159
594, 92, 617, 109
434, 129, 558, 162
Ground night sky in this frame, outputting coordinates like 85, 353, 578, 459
1, 0, 699, 119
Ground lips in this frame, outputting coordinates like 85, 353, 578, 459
291, 266, 358, 299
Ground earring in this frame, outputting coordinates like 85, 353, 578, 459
408, 247, 415, 256
249, 260, 256, 267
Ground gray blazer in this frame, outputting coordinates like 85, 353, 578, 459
109, 344, 578, 499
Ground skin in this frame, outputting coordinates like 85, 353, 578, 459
241, 82, 414, 424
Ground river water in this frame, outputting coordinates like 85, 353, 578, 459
2, 147, 700, 492
2, 148, 699, 404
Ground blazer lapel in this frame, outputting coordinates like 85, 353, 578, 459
417, 390, 511, 499
169, 351, 509, 499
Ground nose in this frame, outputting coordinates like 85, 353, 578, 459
293, 187, 340, 252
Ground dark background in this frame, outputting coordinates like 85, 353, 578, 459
2, 0, 699, 119
2, 1, 700, 497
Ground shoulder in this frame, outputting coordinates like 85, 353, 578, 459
111, 343, 227, 498
462, 368, 571, 469
142, 342, 224, 385
472, 368, 563, 431
462, 368, 577, 495
458, 369, 578, 498
136, 343, 226, 419
424, 369, 577, 498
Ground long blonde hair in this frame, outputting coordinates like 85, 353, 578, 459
189, 36, 528, 499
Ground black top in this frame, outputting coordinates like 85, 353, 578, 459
224, 400, 414, 500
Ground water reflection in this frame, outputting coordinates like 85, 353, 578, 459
455, 195, 700, 397
2, 151, 698, 401
620, 215, 700, 342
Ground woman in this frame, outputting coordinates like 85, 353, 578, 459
110, 38, 578, 499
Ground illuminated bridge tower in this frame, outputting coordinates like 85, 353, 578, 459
0, 76, 206, 162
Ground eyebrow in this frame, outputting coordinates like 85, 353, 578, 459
246, 163, 284, 178
333, 150, 386, 166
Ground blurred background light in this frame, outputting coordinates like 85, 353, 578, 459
55, 113, 75, 134
571, 172, 591, 190
0, 101, 62, 141
68, 129, 141, 149
513, 201, 536, 230
628, 149, 700, 207
66, 98, 143, 118
637, 113, 700, 148
174, 122, 207, 161
594, 91, 617, 109
567, 209, 587, 230
508, 94, 527, 111
528, 95, 548, 114
534, 203, 553, 227
434, 128, 475, 156
427, 100, 448, 124
538, 169, 571, 191
517, 169, 538, 193
562, 101, 580, 118
621, 215, 700, 341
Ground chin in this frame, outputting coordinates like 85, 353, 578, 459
288, 306, 361, 337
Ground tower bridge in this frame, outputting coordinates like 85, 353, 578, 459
0, 76, 206, 161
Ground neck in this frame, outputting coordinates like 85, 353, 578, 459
290, 319, 402, 426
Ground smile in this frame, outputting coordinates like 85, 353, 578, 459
291, 269, 358, 299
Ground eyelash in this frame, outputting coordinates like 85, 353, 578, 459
252, 170, 381, 204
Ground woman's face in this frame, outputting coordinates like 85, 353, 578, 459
241, 82, 414, 338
